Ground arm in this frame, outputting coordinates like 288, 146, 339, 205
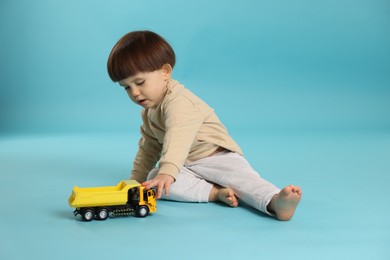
131, 112, 162, 183
143, 96, 207, 197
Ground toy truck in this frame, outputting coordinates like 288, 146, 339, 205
68, 180, 156, 221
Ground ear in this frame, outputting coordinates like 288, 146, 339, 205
161, 64, 172, 80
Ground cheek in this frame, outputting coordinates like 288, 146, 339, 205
126, 91, 136, 102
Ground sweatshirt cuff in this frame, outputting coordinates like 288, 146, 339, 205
159, 163, 180, 180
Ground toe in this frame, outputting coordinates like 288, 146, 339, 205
293, 186, 302, 195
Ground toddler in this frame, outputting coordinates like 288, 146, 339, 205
107, 30, 302, 220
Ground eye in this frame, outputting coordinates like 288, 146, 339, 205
135, 81, 144, 86
124, 86, 130, 90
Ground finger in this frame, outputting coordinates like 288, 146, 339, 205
145, 179, 160, 190
157, 182, 164, 199
165, 183, 170, 197
141, 180, 153, 189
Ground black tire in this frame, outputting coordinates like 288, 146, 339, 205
135, 206, 149, 217
96, 208, 109, 221
81, 208, 94, 221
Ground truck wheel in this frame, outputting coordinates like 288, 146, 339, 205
96, 208, 109, 221
81, 209, 94, 221
136, 206, 149, 217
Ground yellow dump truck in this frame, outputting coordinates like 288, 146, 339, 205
68, 180, 156, 221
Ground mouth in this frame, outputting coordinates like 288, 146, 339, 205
137, 99, 147, 106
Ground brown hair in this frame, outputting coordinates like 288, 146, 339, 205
107, 30, 176, 82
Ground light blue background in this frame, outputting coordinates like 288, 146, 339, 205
1, 1, 390, 260
1, 0, 389, 134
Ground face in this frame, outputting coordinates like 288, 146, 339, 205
119, 66, 171, 109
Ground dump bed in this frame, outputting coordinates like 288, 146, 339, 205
68, 180, 140, 208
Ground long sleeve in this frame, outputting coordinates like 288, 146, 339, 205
158, 95, 209, 179
130, 112, 162, 182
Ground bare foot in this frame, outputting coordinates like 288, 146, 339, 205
268, 185, 302, 221
209, 186, 238, 207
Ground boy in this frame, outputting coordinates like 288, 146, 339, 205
107, 30, 301, 220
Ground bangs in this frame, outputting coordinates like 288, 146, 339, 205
107, 31, 175, 82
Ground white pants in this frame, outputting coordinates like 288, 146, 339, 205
147, 151, 280, 215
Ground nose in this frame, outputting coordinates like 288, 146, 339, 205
130, 86, 140, 97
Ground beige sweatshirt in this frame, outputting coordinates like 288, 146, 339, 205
130, 79, 243, 182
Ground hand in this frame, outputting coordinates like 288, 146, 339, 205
142, 174, 175, 199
